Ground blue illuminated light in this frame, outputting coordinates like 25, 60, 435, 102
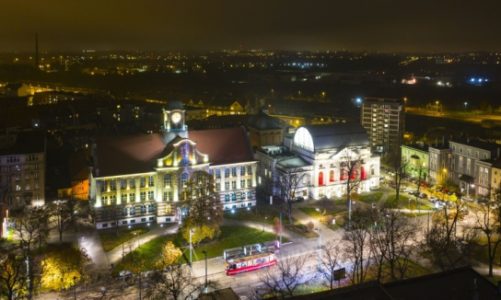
355, 97, 362, 104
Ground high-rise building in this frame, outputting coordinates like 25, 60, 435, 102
360, 97, 405, 157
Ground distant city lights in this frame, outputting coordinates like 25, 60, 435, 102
468, 76, 489, 85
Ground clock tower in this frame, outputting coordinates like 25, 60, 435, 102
162, 101, 188, 143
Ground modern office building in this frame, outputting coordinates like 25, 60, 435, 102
0, 132, 46, 208
90, 103, 257, 229
256, 123, 380, 200
361, 97, 405, 156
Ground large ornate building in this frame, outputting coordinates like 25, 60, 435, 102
90, 103, 257, 229
256, 124, 380, 200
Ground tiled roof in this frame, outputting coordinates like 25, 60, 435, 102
93, 127, 253, 177
189, 127, 254, 165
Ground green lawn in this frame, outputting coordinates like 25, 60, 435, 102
193, 225, 281, 261
99, 227, 150, 252
224, 205, 291, 224
299, 207, 324, 218
114, 225, 281, 272
385, 194, 433, 210
357, 191, 384, 204
113, 234, 178, 273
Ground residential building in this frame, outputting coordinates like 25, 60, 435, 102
256, 123, 380, 200
449, 139, 500, 198
247, 110, 285, 148
0, 132, 45, 208
490, 160, 501, 198
428, 144, 451, 185
401, 144, 429, 182
361, 97, 405, 156
90, 102, 257, 229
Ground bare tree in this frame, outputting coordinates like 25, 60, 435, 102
0, 252, 26, 300
182, 171, 223, 228
319, 241, 342, 289
259, 255, 309, 299
13, 206, 48, 299
147, 264, 200, 300
422, 202, 474, 271
343, 209, 372, 284
50, 200, 73, 243
340, 148, 363, 228
473, 199, 501, 277
278, 167, 306, 224
370, 209, 416, 280
392, 154, 408, 208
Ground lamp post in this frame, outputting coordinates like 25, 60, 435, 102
202, 250, 208, 293
189, 228, 194, 265
73, 276, 77, 300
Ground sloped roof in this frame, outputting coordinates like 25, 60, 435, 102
94, 134, 165, 177
93, 127, 254, 177
300, 123, 369, 151
247, 110, 284, 130
189, 127, 254, 165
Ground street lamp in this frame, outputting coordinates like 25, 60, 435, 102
202, 250, 208, 294
189, 228, 194, 265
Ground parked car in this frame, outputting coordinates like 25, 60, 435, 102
419, 193, 427, 199
429, 196, 438, 203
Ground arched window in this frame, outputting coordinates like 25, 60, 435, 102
329, 170, 335, 182
318, 172, 324, 186
181, 172, 189, 186
360, 166, 367, 180
293, 127, 314, 152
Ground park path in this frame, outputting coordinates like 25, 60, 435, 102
292, 207, 344, 242
106, 224, 179, 265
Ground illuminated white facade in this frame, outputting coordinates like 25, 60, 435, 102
257, 124, 380, 200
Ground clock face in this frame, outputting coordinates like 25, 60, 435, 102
171, 112, 182, 124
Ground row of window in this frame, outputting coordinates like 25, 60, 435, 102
216, 179, 253, 191
100, 216, 156, 228
213, 166, 253, 179
223, 191, 254, 202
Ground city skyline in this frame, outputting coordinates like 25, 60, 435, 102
2, 0, 501, 53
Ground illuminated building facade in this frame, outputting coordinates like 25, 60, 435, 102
90, 103, 257, 229
401, 144, 429, 182
0, 133, 45, 208
361, 97, 405, 156
257, 124, 380, 200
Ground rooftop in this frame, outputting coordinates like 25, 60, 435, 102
0, 131, 45, 156
299, 123, 369, 151
93, 127, 254, 177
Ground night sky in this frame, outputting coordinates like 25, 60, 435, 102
1, 0, 500, 52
